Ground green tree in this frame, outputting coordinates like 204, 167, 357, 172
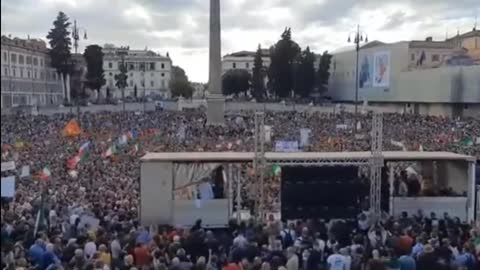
295, 46, 316, 98
317, 51, 332, 94
170, 65, 194, 98
251, 44, 266, 100
268, 28, 301, 98
170, 78, 194, 98
114, 61, 128, 90
83, 44, 106, 94
222, 69, 251, 96
46, 11, 72, 101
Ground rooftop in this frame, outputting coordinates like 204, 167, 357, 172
224, 49, 270, 58
1, 35, 48, 52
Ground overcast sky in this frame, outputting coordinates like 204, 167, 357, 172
1, 0, 478, 82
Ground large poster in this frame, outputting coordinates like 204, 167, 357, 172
373, 51, 390, 87
359, 54, 373, 88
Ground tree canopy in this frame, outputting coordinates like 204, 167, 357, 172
170, 65, 194, 98
251, 44, 266, 100
268, 28, 301, 98
317, 51, 333, 94
222, 69, 251, 96
295, 46, 316, 98
83, 44, 106, 92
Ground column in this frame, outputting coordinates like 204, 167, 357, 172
206, 0, 225, 125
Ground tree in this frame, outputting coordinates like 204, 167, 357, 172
114, 61, 128, 91
268, 28, 301, 98
46, 11, 72, 101
222, 69, 251, 96
295, 46, 316, 98
170, 65, 194, 98
170, 78, 194, 98
251, 44, 266, 100
83, 45, 106, 94
317, 51, 333, 94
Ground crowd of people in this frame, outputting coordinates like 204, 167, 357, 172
1, 109, 479, 270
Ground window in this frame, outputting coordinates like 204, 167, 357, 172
150, 80, 154, 87
161, 73, 165, 77
40, 59, 44, 67
20, 69, 23, 78
3, 52, 6, 61
246, 62, 250, 68
109, 79, 114, 86
129, 63, 134, 70
161, 63, 165, 69
19, 55, 25, 64
141, 80, 145, 87
411, 53, 415, 61
432, 54, 439, 62
11, 53, 17, 63
33, 57, 38, 66
12, 68, 16, 77
26, 56, 32, 65
129, 80, 133, 87
150, 63, 155, 70
232, 62, 236, 68
108, 62, 113, 68
151, 72, 154, 77
4, 67, 7, 76
130, 72, 133, 77
28, 71, 30, 78
161, 80, 165, 88
140, 63, 145, 71
34, 71, 37, 79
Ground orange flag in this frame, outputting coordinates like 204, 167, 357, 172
63, 119, 82, 137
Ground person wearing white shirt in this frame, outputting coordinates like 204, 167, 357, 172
198, 180, 214, 200
84, 239, 97, 260
286, 247, 299, 270
327, 248, 347, 270
340, 248, 351, 270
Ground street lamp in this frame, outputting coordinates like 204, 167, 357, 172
71, 20, 87, 116
72, 19, 88, 55
347, 25, 368, 117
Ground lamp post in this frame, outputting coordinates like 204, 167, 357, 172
72, 19, 88, 55
347, 25, 368, 117
116, 48, 128, 114
71, 20, 87, 116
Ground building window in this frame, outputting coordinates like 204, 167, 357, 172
4, 67, 7, 76
129, 63, 134, 70
411, 54, 415, 61
28, 71, 31, 78
11, 53, 17, 63
141, 80, 145, 87
40, 59, 44, 67
151, 72, 154, 77
26, 56, 32, 65
246, 62, 250, 68
161, 63, 165, 69
161, 80, 165, 88
161, 73, 165, 77
432, 54, 439, 62
33, 57, 38, 66
20, 69, 24, 78
150, 63, 155, 70
108, 62, 113, 68
129, 80, 134, 87
130, 72, 133, 77
3, 52, 6, 61
232, 62, 236, 68
140, 63, 145, 71
12, 68, 16, 77
150, 80, 154, 87
34, 71, 37, 79
19, 55, 25, 64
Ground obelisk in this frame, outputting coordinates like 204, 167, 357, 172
206, 0, 225, 125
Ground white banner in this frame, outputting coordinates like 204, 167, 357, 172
476, 137, 480, 145
265, 126, 272, 143
336, 124, 348, 130
1, 176, 15, 198
1, 161, 16, 172
299, 128, 311, 147
275, 141, 299, 152
20, 165, 30, 178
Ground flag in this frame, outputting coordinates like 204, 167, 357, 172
460, 138, 474, 147
118, 134, 128, 146
390, 140, 407, 151
67, 141, 91, 169
38, 167, 51, 181
272, 165, 281, 176
102, 145, 116, 158
62, 119, 81, 137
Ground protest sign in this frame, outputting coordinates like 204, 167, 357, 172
300, 128, 311, 147
1, 176, 15, 198
275, 141, 299, 152
1, 161, 16, 172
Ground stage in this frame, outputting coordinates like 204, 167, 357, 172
140, 151, 476, 227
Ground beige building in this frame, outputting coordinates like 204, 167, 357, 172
222, 49, 271, 75
0, 36, 63, 109
328, 30, 480, 118
101, 44, 172, 98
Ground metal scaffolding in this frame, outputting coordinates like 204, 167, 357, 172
370, 112, 384, 219
254, 111, 266, 221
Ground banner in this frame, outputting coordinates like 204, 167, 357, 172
20, 165, 30, 178
476, 137, 480, 145
264, 126, 272, 143
275, 141, 299, 152
336, 124, 348, 130
1, 161, 16, 172
1, 176, 15, 198
359, 54, 373, 88
299, 128, 311, 147
373, 51, 390, 87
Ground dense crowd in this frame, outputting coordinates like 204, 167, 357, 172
1, 110, 479, 270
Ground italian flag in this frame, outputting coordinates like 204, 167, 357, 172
67, 141, 90, 169
38, 167, 51, 181
102, 145, 116, 158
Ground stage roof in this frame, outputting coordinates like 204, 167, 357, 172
141, 151, 475, 163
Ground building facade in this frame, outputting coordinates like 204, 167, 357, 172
0, 36, 63, 109
101, 44, 172, 98
328, 30, 480, 118
222, 50, 271, 75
